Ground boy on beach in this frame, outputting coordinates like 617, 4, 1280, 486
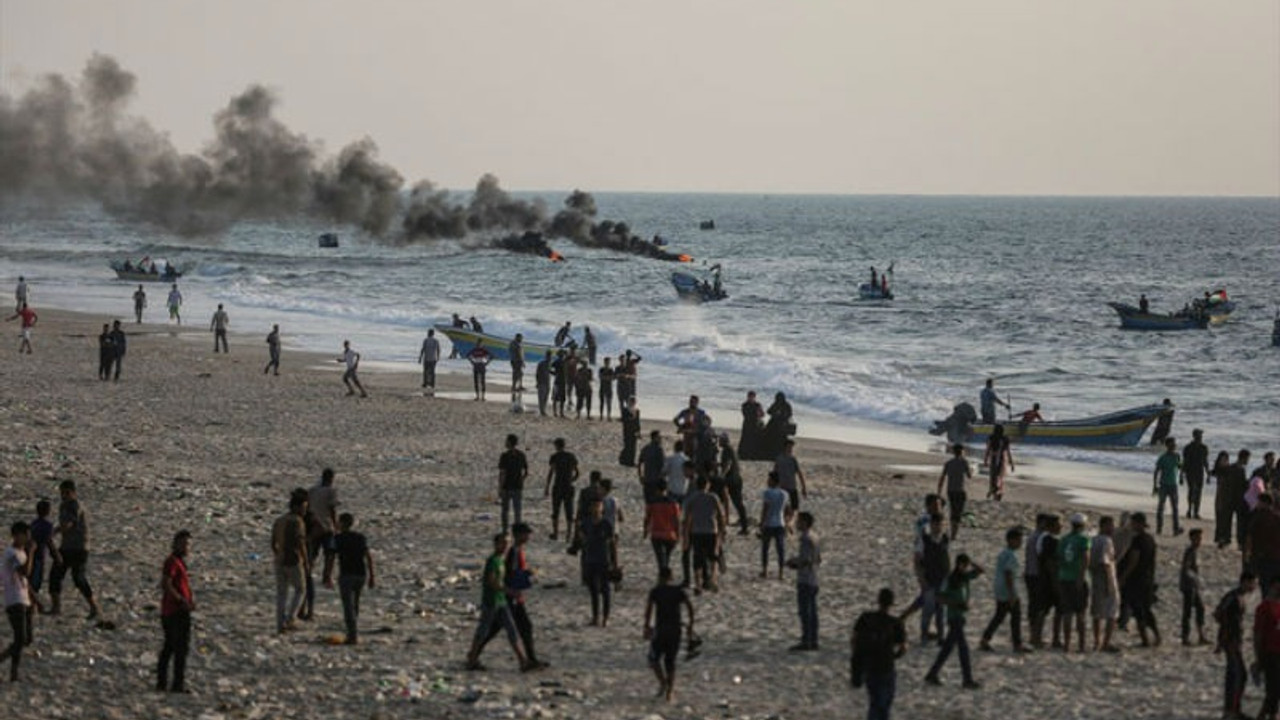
759, 471, 790, 580
645, 480, 681, 573
158, 530, 194, 692
925, 553, 984, 689
338, 340, 367, 398
109, 320, 126, 381
265, 324, 281, 375
644, 566, 695, 703
167, 284, 182, 324
323, 513, 375, 645
1180, 528, 1208, 646
49, 480, 101, 620
1090, 516, 1121, 652
272, 491, 309, 633
544, 438, 578, 541
498, 434, 528, 535
916, 514, 951, 645
786, 511, 821, 651
937, 444, 971, 540
466, 344, 491, 401
852, 588, 907, 720
773, 440, 807, 512
210, 304, 229, 353
465, 533, 532, 672
133, 285, 146, 323
1119, 512, 1160, 647
28, 500, 53, 613
1213, 570, 1257, 718
6, 302, 37, 354
1153, 437, 1183, 536
1, 521, 32, 682
980, 526, 1026, 653
479, 522, 546, 668
1057, 513, 1091, 653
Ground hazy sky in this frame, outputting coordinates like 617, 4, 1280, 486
2, 0, 1277, 196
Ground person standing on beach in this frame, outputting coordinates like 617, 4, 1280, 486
1254, 577, 1280, 720
1032, 515, 1063, 648
498, 434, 528, 535
464, 533, 532, 671
97, 323, 115, 381
925, 553, 984, 689
682, 476, 725, 594
773, 439, 808, 513
638, 431, 666, 498
980, 527, 1025, 653
1217, 450, 1251, 549
580, 497, 616, 627
544, 438, 578, 541
109, 320, 127, 382
644, 566, 694, 703
551, 351, 568, 417
132, 285, 147, 324
1246, 494, 1280, 590
338, 340, 367, 397
852, 588, 907, 720
264, 324, 281, 375
979, 378, 1010, 425
419, 329, 440, 391
1213, 570, 1257, 719
1119, 512, 1161, 647
719, 433, 749, 535
574, 363, 593, 419
644, 480, 681, 574
1180, 528, 1208, 646
271, 491, 309, 633
6, 303, 37, 354
534, 351, 551, 416
1, 521, 31, 683
759, 471, 790, 580
508, 334, 525, 392
302, 469, 340, 621
620, 396, 641, 467
564, 349, 579, 407
166, 284, 182, 324
1057, 513, 1091, 653
1153, 437, 1183, 536
786, 511, 821, 651
466, 344, 492, 401
28, 500, 53, 614
322, 513, 375, 645
157, 529, 194, 693
663, 441, 689, 504
14, 276, 28, 313
983, 426, 1014, 501
209, 303, 229, 353
1090, 516, 1120, 653
1183, 429, 1211, 519
49, 480, 101, 620
583, 326, 597, 366
916, 514, 951, 644
598, 357, 614, 420
938, 444, 971, 539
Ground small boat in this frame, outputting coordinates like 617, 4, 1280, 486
672, 265, 727, 302
930, 402, 1174, 448
857, 283, 893, 301
318, 233, 339, 248
110, 258, 187, 282
1107, 302, 1208, 331
433, 324, 562, 364
699, 220, 716, 231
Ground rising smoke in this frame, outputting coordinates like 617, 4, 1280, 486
0, 54, 688, 261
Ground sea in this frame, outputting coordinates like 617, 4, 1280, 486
2, 194, 1278, 490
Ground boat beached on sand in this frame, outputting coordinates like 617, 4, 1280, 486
930, 401, 1174, 448
433, 324, 561, 364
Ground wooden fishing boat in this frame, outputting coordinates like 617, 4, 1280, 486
1107, 302, 1208, 331
109, 259, 188, 282
433, 324, 563, 364
931, 402, 1174, 448
672, 266, 727, 302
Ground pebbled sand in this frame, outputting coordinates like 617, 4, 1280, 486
0, 308, 1253, 719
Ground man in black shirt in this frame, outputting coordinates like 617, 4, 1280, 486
644, 566, 694, 703
1119, 512, 1161, 647
534, 352, 551, 416
1182, 429, 1210, 519
497, 434, 528, 534
852, 588, 907, 720
322, 513, 375, 644
1213, 570, 1257, 719
544, 438, 580, 541
1216, 450, 1251, 549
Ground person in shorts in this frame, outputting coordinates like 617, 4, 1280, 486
338, 340, 367, 397
644, 566, 694, 703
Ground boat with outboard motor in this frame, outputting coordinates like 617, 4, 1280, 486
930, 401, 1174, 448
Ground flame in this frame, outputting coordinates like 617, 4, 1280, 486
677, 254, 693, 263
548, 251, 565, 263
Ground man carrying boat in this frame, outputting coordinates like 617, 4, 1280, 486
979, 379, 1011, 425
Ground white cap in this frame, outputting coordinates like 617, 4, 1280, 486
1069, 512, 1087, 527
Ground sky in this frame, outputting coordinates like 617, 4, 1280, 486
1, 0, 1277, 197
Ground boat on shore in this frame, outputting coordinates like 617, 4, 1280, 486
109, 258, 187, 282
1107, 302, 1208, 331
930, 402, 1174, 448
672, 265, 727, 302
433, 324, 562, 364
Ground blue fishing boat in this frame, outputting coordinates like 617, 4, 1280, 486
1107, 302, 1208, 331
672, 265, 727, 302
433, 324, 562, 364
931, 402, 1174, 448
857, 283, 893, 301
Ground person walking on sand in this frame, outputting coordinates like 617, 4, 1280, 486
466, 344, 492, 401
683, 476, 725, 595
6, 302, 37, 354
1254, 577, 1280, 720
301, 469, 340, 621
583, 326, 597, 366
337, 340, 367, 397
851, 588, 907, 720
322, 513, 375, 645
925, 553, 983, 689
938, 444, 971, 539
166, 284, 182, 324
1183, 429, 1211, 519
1153, 437, 1183, 536
534, 351, 551, 416
984, 425, 1015, 501
980, 527, 1027, 653
1, 521, 31, 683
1119, 512, 1161, 647
620, 396, 641, 467
264, 324, 281, 375
916, 514, 951, 644
28, 500, 53, 614
157, 529, 194, 693
544, 438, 578, 541
644, 480, 681, 573
508, 333, 525, 391
718, 434, 749, 535
464, 533, 532, 671
48, 480, 102, 620
1180, 528, 1208, 646
579, 497, 616, 627
419, 329, 441, 391
210, 303, 229, 353
478, 522, 547, 668
759, 471, 791, 580
14, 276, 28, 313
774, 439, 808, 513
498, 434, 528, 535
109, 320, 127, 382
132, 285, 147, 324
644, 566, 695, 703
598, 357, 614, 421
1057, 513, 1091, 653
1090, 516, 1121, 652
787, 511, 821, 651
97, 323, 115, 381
1213, 570, 1257, 719
271, 491, 309, 633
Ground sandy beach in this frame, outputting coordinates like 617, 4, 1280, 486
0, 307, 1263, 719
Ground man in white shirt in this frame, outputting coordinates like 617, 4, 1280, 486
338, 340, 367, 398
663, 441, 689, 502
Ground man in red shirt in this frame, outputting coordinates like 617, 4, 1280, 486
158, 530, 194, 693
6, 303, 37, 354
1256, 578, 1280, 719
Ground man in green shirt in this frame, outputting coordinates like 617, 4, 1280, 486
465, 534, 532, 671
925, 554, 984, 689
1153, 438, 1183, 536
1057, 513, 1091, 653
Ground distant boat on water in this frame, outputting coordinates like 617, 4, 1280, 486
1107, 302, 1208, 331
109, 258, 187, 282
318, 233, 340, 248
699, 220, 716, 231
